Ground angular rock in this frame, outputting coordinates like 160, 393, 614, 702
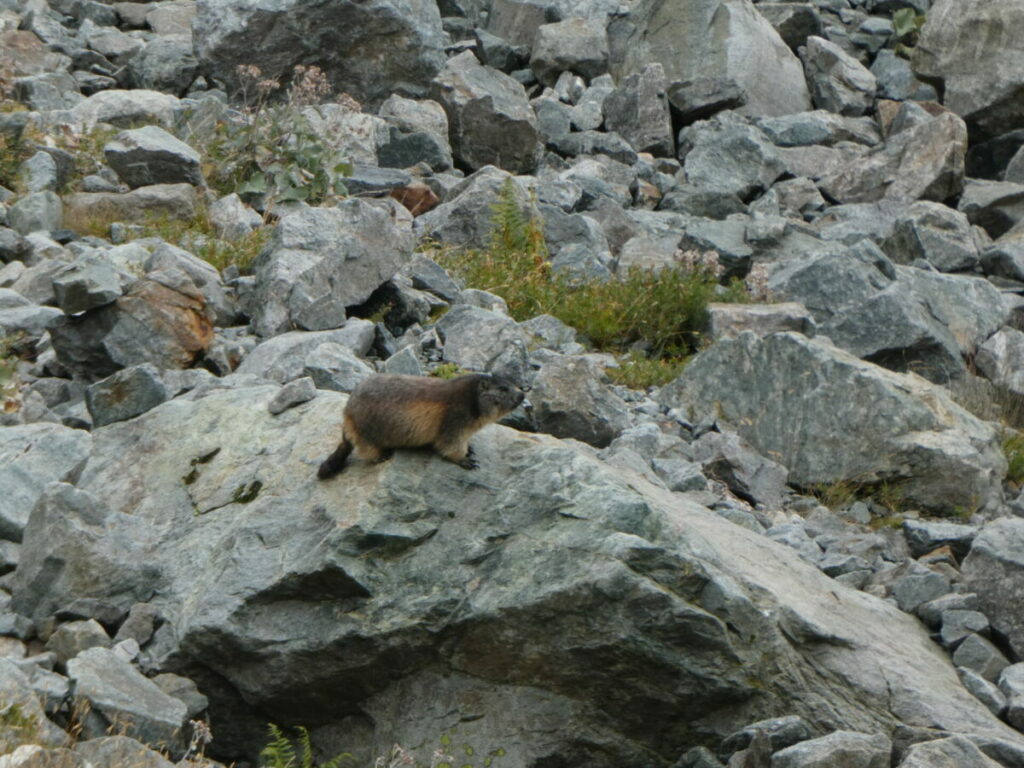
127, 35, 198, 96
871, 49, 937, 103
235, 323, 376, 383
953, 634, 1011, 683
962, 518, 1024, 660
940, 610, 990, 649
692, 431, 789, 509
913, 0, 1024, 141
208, 193, 262, 241
436, 304, 529, 381
530, 355, 629, 447
718, 715, 812, 757
144, 241, 235, 327
86, 364, 169, 427
71, 89, 181, 130
251, 199, 414, 337
659, 332, 1006, 516
67, 647, 187, 751
44, 619, 111, 666
899, 735, 1004, 768
302, 343, 374, 392
882, 201, 979, 272
603, 63, 673, 157
0, 746, 88, 767
104, 125, 203, 189
771, 730, 889, 768
975, 328, 1024, 398
52, 253, 126, 314
959, 667, 1008, 719
903, 519, 978, 560
193, 0, 445, 108
679, 112, 785, 200
530, 18, 609, 87
63, 184, 198, 232
1000, 663, 1024, 731
49, 276, 213, 381
706, 302, 815, 341
0, 423, 92, 542
958, 180, 1024, 240
757, 3, 823, 51
74, 736, 175, 768
268, 377, 317, 415
756, 110, 881, 148
614, 0, 811, 118
7, 192, 62, 236
651, 458, 707, 493
801, 36, 877, 117
9, 385, 1024, 765
431, 52, 540, 174
152, 673, 208, 719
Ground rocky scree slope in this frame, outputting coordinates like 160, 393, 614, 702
3, 0, 1024, 765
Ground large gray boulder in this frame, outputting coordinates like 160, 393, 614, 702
431, 52, 541, 174
11, 384, 1024, 763
962, 519, 1024, 660
602, 63, 674, 157
530, 18, 609, 87
250, 199, 414, 337
613, 0, 811, 118
801, 36, 877, 117
658, 332, 1006, 515
913, 0, 1024, 141
192, 0, 445, 109
104, 126, 203, 189
0, 423, 92, 542
899, 735, 1005, 768
679, 112, 785, 199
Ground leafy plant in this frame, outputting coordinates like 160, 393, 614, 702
606, 351, 688, 390
1003, 429, 1024, 487
205, 65, 351, 206
260, 723, 352, 768
893, 8, 927, 57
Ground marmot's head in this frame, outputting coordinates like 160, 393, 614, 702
478, 374, 526, 417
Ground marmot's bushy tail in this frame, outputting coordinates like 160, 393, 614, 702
317, 439, 353, 479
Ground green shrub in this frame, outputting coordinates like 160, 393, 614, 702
260, 723, 352, 768
205, 65, 351, 205
439, 178, 748, 362
1003, 429, 1024, 487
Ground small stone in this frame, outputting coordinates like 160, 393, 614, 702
939, 609, 989, 649
104, 125, 203, 189
85, 364, 168, 427
958, 667, 1007, 718
999, 662, 1024, 731
268, 376, 317, 415
44, 619, 112, 666
952, 633, 1010, 683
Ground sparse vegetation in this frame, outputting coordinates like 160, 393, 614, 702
439, 178, 748, 377
808, 476, 905, 515
893, 8, 927, 57
1002, 429, 1024, 487
1, 332, 26, 414
0, 701, 41, 753
204, 64, 352, 206
431, 363, 467, 379
260, 723, 352, 768
606, 351, 688, 390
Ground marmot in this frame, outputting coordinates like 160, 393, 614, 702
317, 373, 526, 479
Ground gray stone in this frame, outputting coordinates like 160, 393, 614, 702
401, 255, 461, 304
603, 63, 673, 157
0, 660, 66, 751
568, 74, 615, 131
20, 152, 58, 194
706, 302, 815, 341
917, 592, 981, 629
63, 185, 198, 232
251, 199, 414, 337
959, 667, 1008, 719
0, 305, 62, 343
436, 304, 529, 381
104, 125, 203, 189
44, 619, 111, 666
475, 28, 530, 73
431, 52, 540, 174
757, 3, 823, 51
913, 0, 1024, 141
530, 18, 609, 86
532, 96, 573, 144
382, 347, 422, 376
7, 192, 62, 236
771, 730, 889, 768
128, 35, 198, 96
49, 277, 213, 380
975, 328, 1024, 398
819, 108, 968, 205
801, 35, 877, 116
208, 193, 262, 241
680, 112, 785, 199
756, 110, 880, 148
51, 254, 126, 314
378, 95, 450, 143
871, 49, 937, 102
152, 673, 208, 719
74, 736, 174, 768
14, 71, 82, 111
767, 522, 823, 564
235, 323, 376, 384
86, 364, 169, 427
958, 180, 1024, 239
9, 384, 1024, 764
665, 76, 747, 124
303, 343, 374, 392
145, 241, 235, 327
614, 0, 812, 118
659, 332, 1006, 516
67, 647, 187, 750
548, 130, 638, 165
962, 518, 1024, 660
0, 229, 31, 264
953, 634, 1011, 683
903, 519, 978, 560
530, 355, 629, 447
268, 376, 317, 415
718, 715, 812, 757
193, 0, 445, 109
71, 89, 181, 131
0, 423, 92, 542
899, 736, 1004, 768
1000, 663, 1024, 731
882, 201, 979, 273
520, 313, 579, 353
693, 431, 789, 510
940, 610, 990, 649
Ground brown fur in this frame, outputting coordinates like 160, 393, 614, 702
317, 373, 525, 479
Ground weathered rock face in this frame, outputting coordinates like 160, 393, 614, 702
11, 385, 1024, 763
613, 0, 811, 118
48, 277, 214, 380
913, 0, 1024, 141
192, 0, 446, 109
962, 519, 1024, 660
250, 199, 415, 337
658, 332, 1006, 515
431, 52, 541, 174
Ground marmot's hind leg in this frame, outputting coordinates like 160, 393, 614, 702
318, 438, 353, 479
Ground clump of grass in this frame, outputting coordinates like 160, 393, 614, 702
1002, 429, 1024, 487
431, 363, 467, 379
606, 351, 688, 390
439, 178, 748, 365
807, 477, 904, 515
1, 332, 26, 415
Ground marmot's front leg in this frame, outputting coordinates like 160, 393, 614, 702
436, 438, 477, 469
